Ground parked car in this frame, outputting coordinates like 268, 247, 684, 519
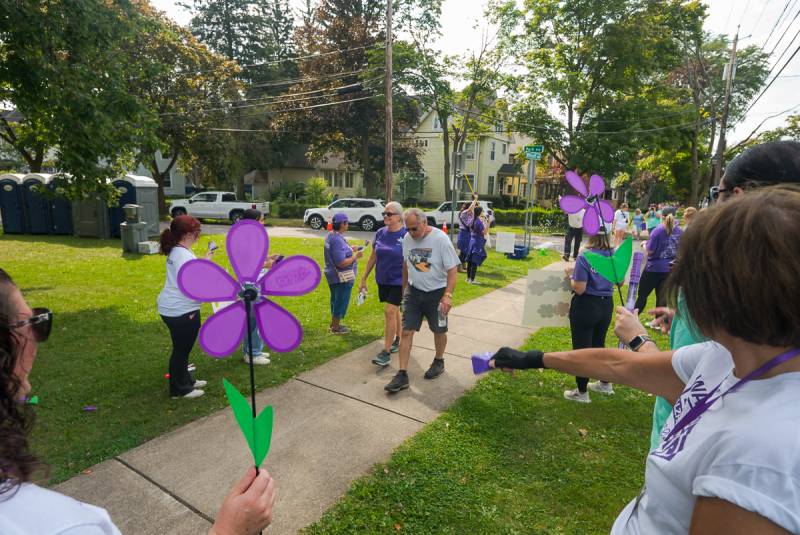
170, 192, 270, 223
303, 198, 385, 231
425, 200, 495, 228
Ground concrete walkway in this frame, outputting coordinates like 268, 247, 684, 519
57, 261, 564, 534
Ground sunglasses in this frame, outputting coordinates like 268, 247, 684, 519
381, 211, 397, 217
12, 307, 53, 342
407, 226, 419, 232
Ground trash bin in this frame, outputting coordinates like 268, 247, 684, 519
22, 173, 52, 234
109, 175, 159, 238
120, 204, 148, 253
506, 245, 529, 260
47, 175, 73, 235
0, 173, 26, 234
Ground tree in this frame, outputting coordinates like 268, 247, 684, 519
0, 0, 157, 198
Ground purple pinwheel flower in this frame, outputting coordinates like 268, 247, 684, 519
177, 220, 321, 357
558, 170, 615, 235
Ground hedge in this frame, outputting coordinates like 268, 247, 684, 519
493, 207, 564, 228
270, 202, 318, 218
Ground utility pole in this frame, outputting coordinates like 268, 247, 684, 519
712, 28, 739, 187
449, 152, 462, 243
384, 0, 393, 202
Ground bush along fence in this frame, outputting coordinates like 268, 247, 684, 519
270, 202, 318, 218
492, 207, 564, 233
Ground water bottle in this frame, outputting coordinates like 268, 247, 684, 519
357, 289, 367, 306
437, 302, 447, 328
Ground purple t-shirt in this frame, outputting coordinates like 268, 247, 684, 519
646, 224, 682, 272
573, 249, 614, 297
374, 226, 407, 286
324, 231, 357, 284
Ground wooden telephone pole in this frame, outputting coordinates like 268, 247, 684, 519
384, 0, 393, 201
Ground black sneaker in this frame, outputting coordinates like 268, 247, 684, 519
424, 358, 445, 380
390, 337, 400, 353
562, 254, 570, 262
384, 370, 409, 393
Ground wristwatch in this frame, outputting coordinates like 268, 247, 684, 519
628, 334, 653, 352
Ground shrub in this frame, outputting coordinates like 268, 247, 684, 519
493, 206, 565, 232
303, 177, 331, 206
271, 202, 318, 218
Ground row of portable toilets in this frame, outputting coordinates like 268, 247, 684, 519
0, 173, 160, 239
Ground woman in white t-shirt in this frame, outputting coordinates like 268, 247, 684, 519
612, 202, 630, 246
157, 215, 211, 399
0, 268, 276, 534
490, 186, 800, 534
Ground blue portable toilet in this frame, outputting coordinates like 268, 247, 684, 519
21, 173, 52, 234
47, 174, 73, 235
0, 173, 26, 234
109, 176, 137, 238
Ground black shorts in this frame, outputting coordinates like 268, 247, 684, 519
378, 284, 403, 306
402, 286, 447, 333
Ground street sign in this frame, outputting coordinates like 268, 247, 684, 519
524, 145, 544, 160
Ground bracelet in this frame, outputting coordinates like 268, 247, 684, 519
443, 292, 453, 298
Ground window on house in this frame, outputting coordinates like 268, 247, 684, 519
414, 139, 428, 148
323, 170, 333, 186
487, 175, 495, 195
463, 141, 476, 160
345, 172, 354, 188
433, 115, 441, 130
506, 181, 513, 194
464, 173, 477, 192
490, 142, 496, 161
495, 122, 503, 132
501, 143, 507, 155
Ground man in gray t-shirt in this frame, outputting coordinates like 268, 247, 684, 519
385, 208, 460, 393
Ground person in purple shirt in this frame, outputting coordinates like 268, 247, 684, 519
634, 211, 681, 315
563, 232, 615, 403
465, 205, 488, 284
456, 194, 478, 272
324, 213, 363, 334
360, 201, 407, 366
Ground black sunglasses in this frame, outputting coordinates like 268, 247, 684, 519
12, 307, 53, 342
381, 211, 397, 217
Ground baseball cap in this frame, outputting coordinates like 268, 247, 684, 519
332, 213, 348, 224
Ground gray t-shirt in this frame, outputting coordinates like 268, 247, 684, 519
402, 228, 460, 291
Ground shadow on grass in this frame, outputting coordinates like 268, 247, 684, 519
1, 234, 121, 250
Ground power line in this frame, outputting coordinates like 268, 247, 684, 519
246, 67, 380, 89
742, 41, 800, 116
217, 94, 382, 121
752, 0, 775, 33
767, 8, 800, 56
761, 0, 798, 50
237, 43, 383, 69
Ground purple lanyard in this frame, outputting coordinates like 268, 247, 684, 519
662, 347, 800, 443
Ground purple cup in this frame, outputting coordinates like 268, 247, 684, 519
471, 353, 492, 375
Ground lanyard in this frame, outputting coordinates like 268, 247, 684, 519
662, 347, 800, 443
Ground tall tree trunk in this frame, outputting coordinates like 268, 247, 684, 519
689, 120, 701, 207
441, 112, 451, 199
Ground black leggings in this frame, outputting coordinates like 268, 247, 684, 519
569, 293, 613, 392
634, 270, 670, 313
564, 227, 583, 258
467, 262, 479, 280
459, 250, 468, 264
161, 311, 201, 396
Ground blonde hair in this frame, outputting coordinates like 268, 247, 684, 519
663, 213, 675, 235
683, 207, 697, 226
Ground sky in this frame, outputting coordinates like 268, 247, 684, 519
151, 0, 799, 144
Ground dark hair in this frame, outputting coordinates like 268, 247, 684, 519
332, 219, 347, 231
159, 215, 201, 255
243, 208, 262, 221
0, 269, 41, 494
473, 206, 483, 218
670, 186, 800, 346
723, 140, 800, 190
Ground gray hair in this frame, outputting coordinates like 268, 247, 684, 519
385, 201, 403, 214
403, 207, 427, 225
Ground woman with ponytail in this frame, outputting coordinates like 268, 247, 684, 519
634, 210, 681, 316
157, 215, 211, 399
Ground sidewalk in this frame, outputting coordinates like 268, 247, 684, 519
56, 260, 564, 534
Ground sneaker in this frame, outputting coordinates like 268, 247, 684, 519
588, 381, 615, 394
562, 254, 570, 262
390, 337, 400, 353
244, 354, 271, 365
372, 350, 391, 367
424, 358, 445, 380
457, 265, 467, 273
193, 380, 208, 388
172, 389, 204, 400
384, 370, 410, 393
563, 389, 591, 403
329, 325, 351, 334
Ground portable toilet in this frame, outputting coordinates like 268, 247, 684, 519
47, 175, 73, 235
0, 173, 26, 234
21, 173, 52, 234
71, 195, 112, 239
109, 175, 159, 238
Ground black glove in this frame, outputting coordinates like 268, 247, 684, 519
491, 347, 546, 370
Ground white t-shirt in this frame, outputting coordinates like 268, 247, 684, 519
0, 483, 121, 534
567, 209, 584, 229
156, 246, 201, 317
612, 341, 800, 534
402, 228, 460, 292
614, 209, 630, 230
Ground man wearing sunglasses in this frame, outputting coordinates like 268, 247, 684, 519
385, 208, 460, 393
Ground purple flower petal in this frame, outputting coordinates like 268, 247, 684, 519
565, 170, 588, 196
261, 256, 321, 297
178, 260, 240, 302
589, 175, 606, 196
199, 301, 247, 358
583, 210, 601, 235
227, 220, 269, 283
559, 195, 588, 214
255, 300, 303, 353
597, 199, 615, 223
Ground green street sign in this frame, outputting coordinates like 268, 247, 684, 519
524, 145, 544, 160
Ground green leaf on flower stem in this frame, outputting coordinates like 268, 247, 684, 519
584, 236, 633, 285
223, 378, 274, 467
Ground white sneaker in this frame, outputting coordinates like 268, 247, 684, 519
563, 389, 591, 403
244, 354, 271, 365
588, 381, 614, 394
172, 389, 204, 400
193, 380, 208, 388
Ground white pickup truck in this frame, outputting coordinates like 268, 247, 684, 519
170, 192, 270, 223
425, 200, 495, 228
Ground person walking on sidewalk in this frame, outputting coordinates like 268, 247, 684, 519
324, 213, 363, 334
465, 205, 489, 284
457, 194, 478, 273
562, 208, 584, 261
360, 201, 407, 366
385, 208, 460, 393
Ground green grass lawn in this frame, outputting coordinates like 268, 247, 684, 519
305, 296, 670, 534
0, 232, 556, 483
